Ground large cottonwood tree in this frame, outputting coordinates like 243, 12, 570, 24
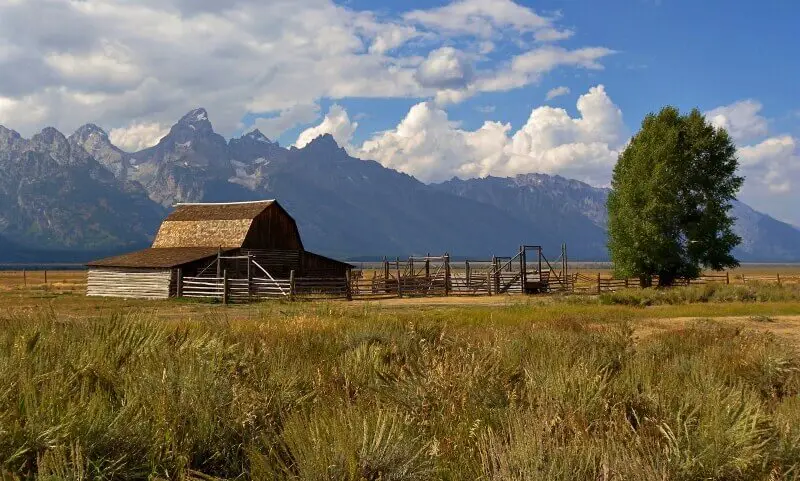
607, 107, 743, 286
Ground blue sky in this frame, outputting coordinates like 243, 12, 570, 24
0, 0, 798, 223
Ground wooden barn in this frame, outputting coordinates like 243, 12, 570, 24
87, 200, 352, 299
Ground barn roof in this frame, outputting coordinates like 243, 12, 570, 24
88, 247, 233, 268
164, 200, 275, 221
151, 200, 291, 249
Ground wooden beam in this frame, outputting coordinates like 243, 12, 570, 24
396, 257, 402, 297
222, 269, 228, 305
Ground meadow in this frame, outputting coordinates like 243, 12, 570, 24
1, 275, 800, 479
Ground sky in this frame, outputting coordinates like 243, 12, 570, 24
0, 0, 798, 225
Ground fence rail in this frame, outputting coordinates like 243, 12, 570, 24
571, 272, 733, 293
178, 272, 349, 303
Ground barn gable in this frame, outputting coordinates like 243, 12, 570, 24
151, 200, 303, 250
242, 202, 303, 250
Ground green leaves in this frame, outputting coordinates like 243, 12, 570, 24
608, 106, 743, 285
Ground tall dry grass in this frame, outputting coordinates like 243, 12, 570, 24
0, 303, 798, 479
598, 282, 800, 306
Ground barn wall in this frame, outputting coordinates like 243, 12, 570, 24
242, 205, 303, 250
303, 251, 350, 277
87, 268, 173, 299
242, 249, 301, 277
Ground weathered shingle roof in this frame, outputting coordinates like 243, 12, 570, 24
164, 200, 275, 221
88, 247, 233, 268
152, 200, 276, 248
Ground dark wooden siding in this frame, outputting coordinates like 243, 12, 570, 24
242, 204, 303, 250
302, 251, 351, 277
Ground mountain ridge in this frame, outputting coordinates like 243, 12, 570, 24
1, 108, 798, 262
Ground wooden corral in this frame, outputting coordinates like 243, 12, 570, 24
349, 245, 572, 299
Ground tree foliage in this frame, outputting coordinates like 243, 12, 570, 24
607, 106, 743, 286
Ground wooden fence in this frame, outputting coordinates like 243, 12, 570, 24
741, 274, 800, 285
573, 272, 731, 293
179, 270, 348, 303
178, 268, 792, 302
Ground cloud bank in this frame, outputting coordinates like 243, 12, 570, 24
297, 87, 799, 216
0, 0, 611, 146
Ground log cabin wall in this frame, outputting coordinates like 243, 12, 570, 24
87, 268, 173, 299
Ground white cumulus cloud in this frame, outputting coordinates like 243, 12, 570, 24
738, 135, 798, 193
357, 85, 626, 184
295, 104, 358, 149
0, 0, 606, 139
405, 0, 557, 38
545, 86, 570, 100
109, 122, 169, 152
415, 47, 474, 89
706, 100, 769, 143
705, 100, 799, 200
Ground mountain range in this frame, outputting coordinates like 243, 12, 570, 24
1, 108, 799, 263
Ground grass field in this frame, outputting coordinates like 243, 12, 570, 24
1, 276, 800, 479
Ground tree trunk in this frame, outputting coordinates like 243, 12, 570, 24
657, 272, 676, 287
639, 275, 652, 288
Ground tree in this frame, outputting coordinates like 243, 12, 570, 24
607, 106, 743, 287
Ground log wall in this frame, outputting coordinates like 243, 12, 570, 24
86, 268, 173, 299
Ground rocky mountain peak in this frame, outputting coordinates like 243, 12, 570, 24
154, 107, 222, 150
242, 129, 272, 144
30, 127, 74, 165
69, 124, 130, 179
308, 133, 339, 148
298, 134, 347, 157
33, 127, 69, 148
72, 123, 109, 142
0, 125, 24, 150
175, 108, 213, 133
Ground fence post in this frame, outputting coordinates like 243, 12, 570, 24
383, 257, 389, 281
23, 269, 26, 287
597, 272, 601, 294
425, 253, 430, 279
247, 254, 252, 302
492, 256, 500, 294
44, 270, 48, 285
176, 268, 183, 298
465, 260, 471, 291
345, 270, 352, 301
487, 271, 493, 296
289, 270, 296, 301
726, 271, 730, 285
777, 273, 782, 286
444, 253, 451, 296
222, 269, 228, 305
396, 258, 402, 297
625, 278, 629, 289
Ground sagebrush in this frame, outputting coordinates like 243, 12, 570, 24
1, 303, 799, 480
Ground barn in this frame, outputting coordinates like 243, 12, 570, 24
87, 200, 352, 299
